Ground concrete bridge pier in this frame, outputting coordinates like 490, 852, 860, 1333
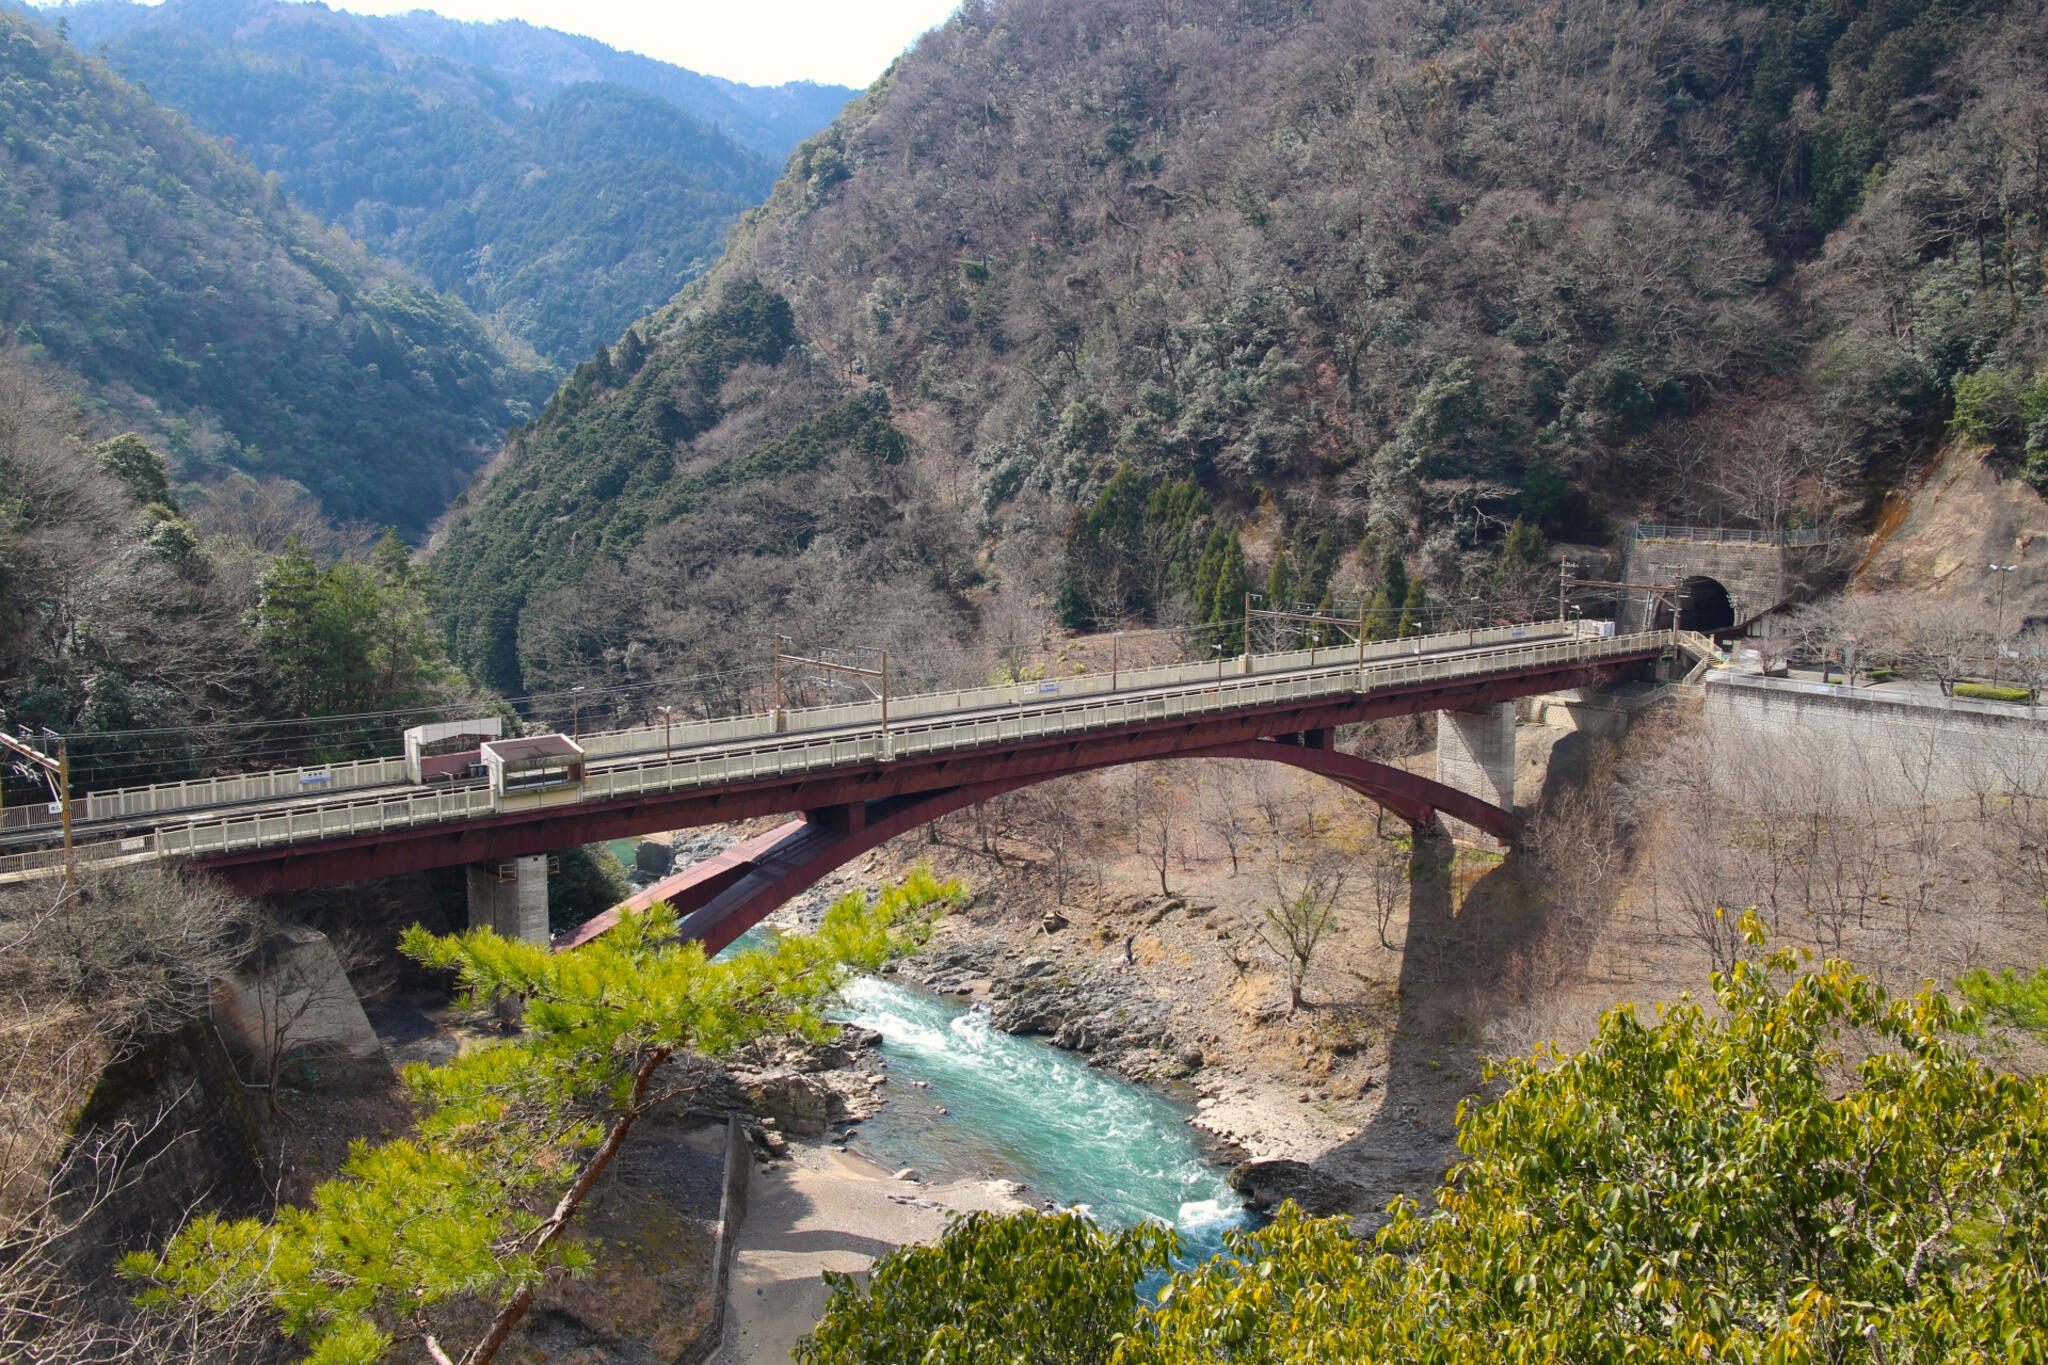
1435, 703, 1517, 847
467, 854, 551, 944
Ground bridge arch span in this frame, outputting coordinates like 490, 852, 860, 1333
560, 739, 1518, 956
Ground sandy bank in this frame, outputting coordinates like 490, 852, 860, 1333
713, 1142, 1028, 1365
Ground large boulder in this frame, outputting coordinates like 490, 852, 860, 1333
733, 1070, 835, 1136
634, 838, 676, 880
1227, 1159, 1370, 1218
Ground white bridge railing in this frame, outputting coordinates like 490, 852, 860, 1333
124, 627, 1663, 864
78, 621, 1580, 820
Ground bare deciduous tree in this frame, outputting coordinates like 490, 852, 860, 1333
1013, 778, 1091, 904
1362, 837, 1407, 951
1130, 765, 1184, 895
0, 865, 258, 1362
981, 586, 1048, 685
1255, 847, 1348, 1013
1198, 763, 1255, 875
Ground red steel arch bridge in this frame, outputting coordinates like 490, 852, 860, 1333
0, 622, 1696, 954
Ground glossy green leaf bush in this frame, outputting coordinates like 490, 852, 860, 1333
803, 922, 2048, 1364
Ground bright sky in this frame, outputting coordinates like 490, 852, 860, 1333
323, 0, 962, 87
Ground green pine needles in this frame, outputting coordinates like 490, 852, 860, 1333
125, 869, 965, 1365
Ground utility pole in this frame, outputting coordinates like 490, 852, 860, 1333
0, 728, 73, 893
774, 634, 789, 729
1558, 561, 1577, 624
657, 705, 673, 761
1669, 568, 1685, 649
1243, 591, 1253, 664
1989, 563, 2019, 685
774, 639, 889, 744
1111, 631, 1119, 692
57, 737, 71, 890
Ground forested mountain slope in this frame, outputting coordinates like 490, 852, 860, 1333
32, 0, 788, 365
433, 0, 2048, 695
0, 8, 550, 533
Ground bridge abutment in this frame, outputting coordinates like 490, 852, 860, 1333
467, 854, 550, 944
1435, 704, 1517, 846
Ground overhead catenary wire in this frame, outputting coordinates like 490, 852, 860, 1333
10, 589, 1591, 800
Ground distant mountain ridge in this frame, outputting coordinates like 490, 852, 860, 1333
0, 5, 553, 533
37, 0, 855, 162
351, 10, 856, 162
28, 0, 853, 364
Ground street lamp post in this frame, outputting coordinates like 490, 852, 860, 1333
570, 685, 586, 739
657, 705, 673, 761
1989, 563, 2019, 685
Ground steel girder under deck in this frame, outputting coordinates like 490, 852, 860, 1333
196, 654, 1640, 896
556, 736, 1520, 956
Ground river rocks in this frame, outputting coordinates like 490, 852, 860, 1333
912, 938, 1007, 996
734, 1071, 835, 1136
1227, 1158, 1370, 1218
984, 956, 1195, 1079
901, 930, 1199, 1082
740, 1025, 882, 1074
667, 829, 736, 867
633, 838, 675, 880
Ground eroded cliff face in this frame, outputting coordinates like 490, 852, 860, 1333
1856, 439, 2048, 622
57, 1022, 272, 1310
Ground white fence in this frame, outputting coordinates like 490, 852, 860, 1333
83, 754, 410, 821
78, 621, 1586, 821
134, 628, 1663, 864
1630, 523, 1826, 547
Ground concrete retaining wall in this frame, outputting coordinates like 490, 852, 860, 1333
1701, 673, 2048, 801
676, 1111, 753, 1365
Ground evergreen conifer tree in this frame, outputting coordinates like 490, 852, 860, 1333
132, 875, 963, 1365
1265, 550, 1296, 645
1398, 575, 1428, 638
1366, 548, 1409, 641
1211, 533, 1249, 652
254, 535, 326, 715
1191, 526, 1230, 625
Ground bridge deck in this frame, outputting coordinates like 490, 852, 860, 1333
0, 623, 1675, 887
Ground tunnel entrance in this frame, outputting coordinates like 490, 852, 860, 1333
1651, 576, 1736, 634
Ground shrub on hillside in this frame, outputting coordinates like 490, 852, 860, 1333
797, 922, 2048, 1363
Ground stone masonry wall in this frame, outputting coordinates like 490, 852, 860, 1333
1618, 536, 1787, 631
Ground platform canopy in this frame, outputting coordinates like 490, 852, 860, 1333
481, 734, 586, 795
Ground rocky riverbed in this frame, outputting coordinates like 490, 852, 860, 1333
648, 819, 1487, 1233
873, 881, 1478, 1229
